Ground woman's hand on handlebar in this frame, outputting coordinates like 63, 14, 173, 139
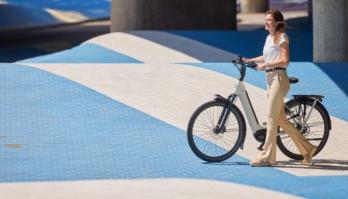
256, 63, 267, 71
241, 57, 253, 63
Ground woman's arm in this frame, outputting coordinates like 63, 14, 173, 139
243, 55, 264, 63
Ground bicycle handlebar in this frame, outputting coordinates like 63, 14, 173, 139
232, 56, 257, 70
246, 62, 258, 69
231, 55, 258, 81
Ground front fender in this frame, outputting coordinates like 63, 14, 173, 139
214, 94, 228, 103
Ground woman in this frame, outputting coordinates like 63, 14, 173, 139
244, 10, 317, 167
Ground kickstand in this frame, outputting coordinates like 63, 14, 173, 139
257, 142, 265, 151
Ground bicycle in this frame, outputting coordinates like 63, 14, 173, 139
187, 56, 331, 162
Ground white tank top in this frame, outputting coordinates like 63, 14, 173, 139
263, 33, 288, 69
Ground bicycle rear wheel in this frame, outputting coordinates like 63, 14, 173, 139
187, 101, 246, 162
277, 99, 330, 160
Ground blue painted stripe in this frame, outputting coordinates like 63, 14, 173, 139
6, 0, 110, 18
17, 43, 142, 63
0, 63, 347, 198
187, 62, 348, 121
0, 0, 109, 31
166, 30, 313, 61
11, 31, 312, 63
0, 4, 58, 31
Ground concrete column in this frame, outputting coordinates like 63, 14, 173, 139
308, 0, 312, 18
313, 0, 348, 62
110, 0, 140, 32
111, 0, 237, 31
240, 0, 268, 13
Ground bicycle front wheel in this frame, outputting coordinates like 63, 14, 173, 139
187, 101, 246, 162
277, 99, 330, 160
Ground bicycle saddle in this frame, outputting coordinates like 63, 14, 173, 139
288, 77, 299, 84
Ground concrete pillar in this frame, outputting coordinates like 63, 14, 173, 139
240, 0, 268, 13
308, 0, 312, 18
111, 0, 237, 31
313, 0, 348, 62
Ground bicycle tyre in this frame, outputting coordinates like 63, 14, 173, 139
277, 99, 330, 160
187, 101, 246, 162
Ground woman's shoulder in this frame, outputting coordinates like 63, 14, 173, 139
278, 32, 289, 45
281, 33, 289, 40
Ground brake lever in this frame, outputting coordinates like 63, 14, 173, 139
247, 62, 258, 70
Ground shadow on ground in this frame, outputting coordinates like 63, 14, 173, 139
202, 159, 348, 171
0, 20, 110, 62
276, 159, 348, 171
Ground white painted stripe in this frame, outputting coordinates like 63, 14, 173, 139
85, 32, 200, 63
22, 63, 348, 177
45, 8, 89, 23
85, 31, 235, 63
0, 178, 301, 199
128, 31, 237, 62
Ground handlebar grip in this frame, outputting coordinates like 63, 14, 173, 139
247, 62, 257, 69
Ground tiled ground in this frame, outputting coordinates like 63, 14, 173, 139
1, 30, 347, 198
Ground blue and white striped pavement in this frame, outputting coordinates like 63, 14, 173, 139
1, 30, 347, 198
0, 0, 110, 31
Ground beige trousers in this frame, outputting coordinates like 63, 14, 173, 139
257, 70, 314, 163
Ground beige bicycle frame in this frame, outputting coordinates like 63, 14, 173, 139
232, 81, 265, 133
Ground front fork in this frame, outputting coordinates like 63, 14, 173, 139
214, 94, 237, 133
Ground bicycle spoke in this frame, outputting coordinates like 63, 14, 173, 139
202, 110, 216, 129
220, 137, 232, 150
195, 117, 214, 130
194, 134, 212, 144
280, 134, 291, 139
194, 131, 213, 137
307, 121, 324, 127
225, 128, 240, 132
222, 134, 237, 143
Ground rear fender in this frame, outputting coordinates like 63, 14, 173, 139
287, 96, 331, 130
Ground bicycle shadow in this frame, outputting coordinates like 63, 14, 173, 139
202, 159, 348, 171
202, 161, 250, 166
274, 159, 348, 171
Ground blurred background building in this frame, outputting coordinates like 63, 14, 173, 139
0, 0, 347, 62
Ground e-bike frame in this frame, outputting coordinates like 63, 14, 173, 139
218, 81, 264, 134
215, 60, 331, 150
